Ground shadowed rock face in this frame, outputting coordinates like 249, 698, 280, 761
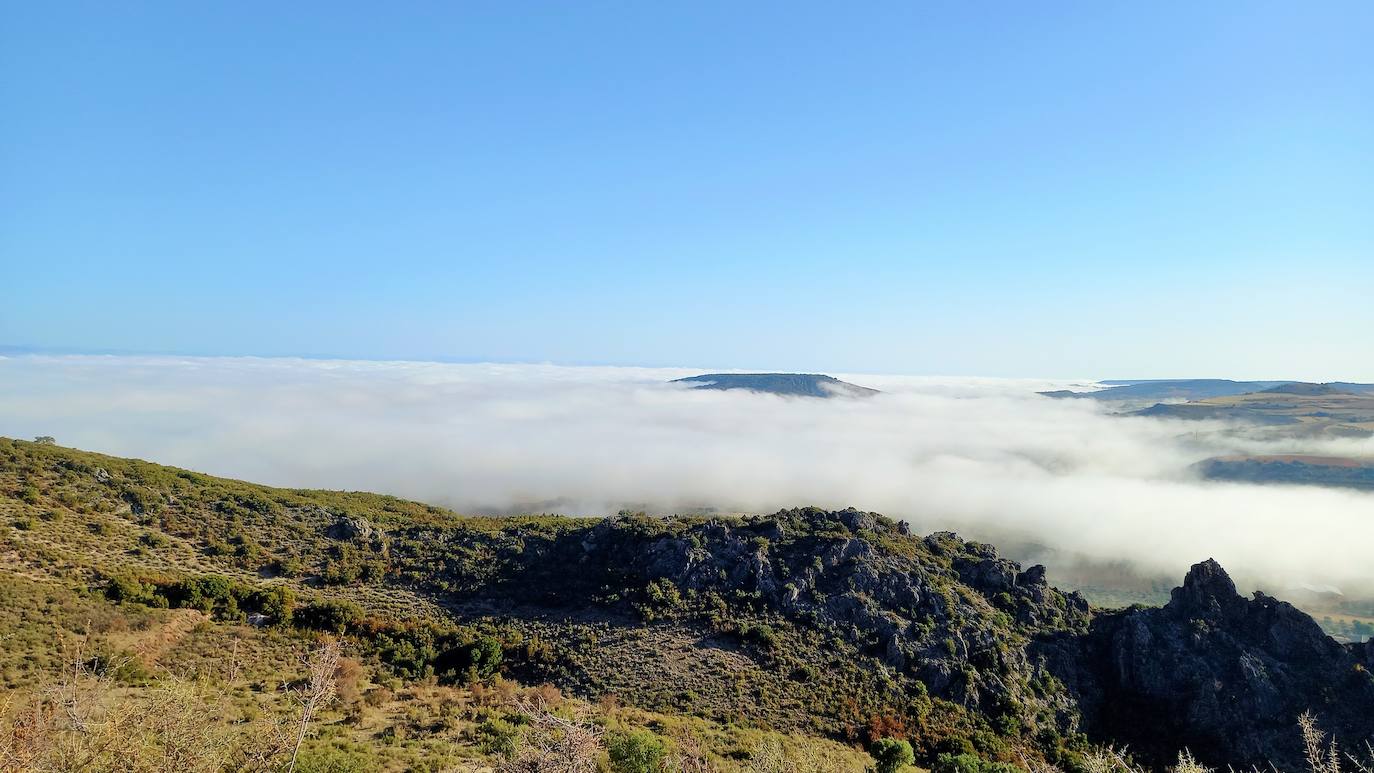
1035, 559, 1374, 769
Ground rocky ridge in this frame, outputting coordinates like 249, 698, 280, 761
1036, 559, 1374, 769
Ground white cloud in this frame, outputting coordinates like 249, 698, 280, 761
3, 355, 1372, 593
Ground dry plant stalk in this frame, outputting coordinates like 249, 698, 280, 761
1, 644, 237, 773
286, 638, 342, 773
1171, 749, 1213, 773
1346, 743, 1374, 773
668, 731, 719, 773
496, 694, 603, 773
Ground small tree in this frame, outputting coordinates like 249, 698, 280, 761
32, 436, 56, 445
252, 585, 296, 626
871, 737, 915, 773
461, 635, 504, 680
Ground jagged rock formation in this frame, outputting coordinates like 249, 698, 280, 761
396, 509, 1374, 766
1036, 559, 1374, 769
398, 507, 1090, 745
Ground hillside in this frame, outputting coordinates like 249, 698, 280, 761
1049, 381, 1374, 492
1260, 383, 1354, 396
671, 373, 880, 398
1132, 387, 1374, 439
2, 438, 1372, 771
1039, 380, 1293, 403
1040, 380, 1374, 404
1195, 455, 1374, 492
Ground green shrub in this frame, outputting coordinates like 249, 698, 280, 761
320, 544, 386, 586
292, 745, 372, 773
105, 575, 158, 605
934, 752, 1022, 773
937, 738, 976, 756
295, 599, 365, 633
276, 554, 306, 577
166, 575, 237, 613
740, 623, 778, 649
442, 635, 503, 681
608, 729, 666, 773
87, 651, 151, 684
475, 717, 519, 756
645, 578, 682, 608
871, 737, 915, 773
204, 538, 234, 556
249, 585, 295, 625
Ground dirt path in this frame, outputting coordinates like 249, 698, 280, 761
130, 607, 208, 665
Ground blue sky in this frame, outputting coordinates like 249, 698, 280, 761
3, 2, 1371, 378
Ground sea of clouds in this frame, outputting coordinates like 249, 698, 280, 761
2, 355, 1372, 593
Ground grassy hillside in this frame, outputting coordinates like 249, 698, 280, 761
3, 438, 1370, 772
0, 438, 1079, 769
0, 438, 888, 772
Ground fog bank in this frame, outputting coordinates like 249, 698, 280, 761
3, 355, 1372, 593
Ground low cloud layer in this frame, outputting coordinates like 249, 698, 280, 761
3, 355, 1372, 593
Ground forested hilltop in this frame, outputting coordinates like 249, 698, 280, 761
1, 437, 1371, 772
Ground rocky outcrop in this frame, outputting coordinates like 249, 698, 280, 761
325, 513, 387, 552
1036, 559, 1374, 769
419, 507, 1090, 728
402, 509, 1372, 767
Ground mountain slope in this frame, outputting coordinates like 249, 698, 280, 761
3, 437, 1371, 769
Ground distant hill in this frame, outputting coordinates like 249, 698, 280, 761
1048, 380, 1374, 495
1259, 382, 1353, 396
1127, 387, 1374, 439
671, 372, 879, 398
1195, 454, 1374, 491
1043, 379, 1374, 405
1040, 379, 1294, 402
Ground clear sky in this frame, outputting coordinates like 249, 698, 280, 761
3, 2, 1371, 379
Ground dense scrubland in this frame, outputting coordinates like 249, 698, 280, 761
1, 437, 1371, 772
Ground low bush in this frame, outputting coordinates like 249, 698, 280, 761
608, 729, 666, 773
871, 737, 915, 773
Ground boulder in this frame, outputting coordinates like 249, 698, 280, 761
327, 514, 378, 543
